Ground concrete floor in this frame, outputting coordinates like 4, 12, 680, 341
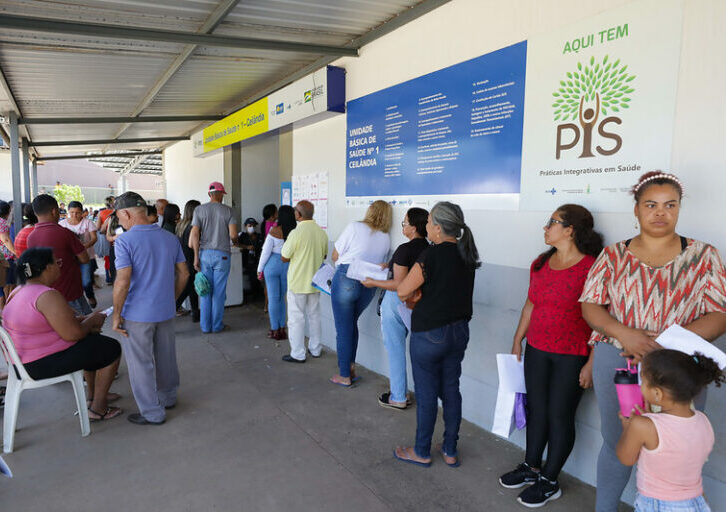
0, 287, 605, 512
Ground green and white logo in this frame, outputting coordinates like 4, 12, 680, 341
552, 55, 636, 159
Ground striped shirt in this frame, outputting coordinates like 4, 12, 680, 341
580, 239, 726, 349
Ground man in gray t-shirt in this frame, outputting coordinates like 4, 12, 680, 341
190, 182, 239, 333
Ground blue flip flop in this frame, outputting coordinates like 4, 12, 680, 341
440, 449, 460, 468
393, 448, 432, 467
329, 377, 354, 388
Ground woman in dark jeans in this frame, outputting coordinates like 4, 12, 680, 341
176, 200, 201, 322
394, 201, 479, 468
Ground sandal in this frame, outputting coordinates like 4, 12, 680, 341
393, 446, 431, 467
378, 392, 408, 410
437, 444, 460, 467
88, 406, 123, 422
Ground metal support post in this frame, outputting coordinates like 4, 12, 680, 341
8, 112, 23, 235
31, 159, 38, 197
22, 138, 31, 202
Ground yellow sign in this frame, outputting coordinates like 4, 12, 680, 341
202, 97, 268, 152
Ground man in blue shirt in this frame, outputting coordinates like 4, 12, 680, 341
112, 192, 189, 425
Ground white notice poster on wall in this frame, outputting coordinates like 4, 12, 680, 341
292, 173, 329, 230
519, 0, 683, 212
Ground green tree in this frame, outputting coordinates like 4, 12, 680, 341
552, 55, 636, 121
53, 184, 85, 205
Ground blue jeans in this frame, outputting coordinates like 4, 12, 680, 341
331, 264, 376, 378
410, 320, 469, 459
199, 249, 231, 333
81, 259, 97, 301
381, 290, 408, 402
263, 253, 288, 329
634, 495, 711, 512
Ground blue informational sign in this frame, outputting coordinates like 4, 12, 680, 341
346, 41, 527, 198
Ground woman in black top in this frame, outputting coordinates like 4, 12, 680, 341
176, 200, 201, 322
394, 201, 479, 468
162, 203, 180, 234
362, 207, 429, 410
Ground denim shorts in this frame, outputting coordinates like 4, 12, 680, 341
635, 494, 711, 512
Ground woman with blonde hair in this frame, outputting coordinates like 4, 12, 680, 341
330, 200, 392, 387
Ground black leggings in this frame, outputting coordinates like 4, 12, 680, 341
524, 344, 588, 481
176, 268, 199, 312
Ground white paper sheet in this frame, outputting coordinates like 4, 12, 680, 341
655, 324, 726, 369
311, 263, 335, 295
0, 455, 12, 477
345, 259, 388, 282
496, 353, 526, 393
397, 303, 412, 331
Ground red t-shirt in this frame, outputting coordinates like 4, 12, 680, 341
27, 222, 85, 301
14, 225, 35, 257
526, 254, 595, 356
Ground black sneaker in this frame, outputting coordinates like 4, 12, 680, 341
517, 476, 562, 508
499, 462, 539, 489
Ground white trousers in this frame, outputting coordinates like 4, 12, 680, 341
286, 291, 322, 361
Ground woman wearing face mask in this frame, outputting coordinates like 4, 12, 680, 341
240, 218, 263, 300
362, 207, 429, 410
581, 171, 726, 512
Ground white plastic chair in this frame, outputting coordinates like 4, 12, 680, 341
0, 326, 90, 453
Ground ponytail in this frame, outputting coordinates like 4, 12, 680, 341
458, 224, 481, 270
534, 204, 603, 272
430, 202, 481, 270
642, 350, 725, 403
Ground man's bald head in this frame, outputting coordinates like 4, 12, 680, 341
295, 200, 314, 220
155, 199, 168, 216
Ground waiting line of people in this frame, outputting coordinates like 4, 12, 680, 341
254, 171, 726, 512
1, 172, 724, 512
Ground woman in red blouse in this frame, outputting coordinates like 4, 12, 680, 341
499, 204, 603, 508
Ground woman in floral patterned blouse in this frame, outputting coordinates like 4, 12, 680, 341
580, 171, 726, 512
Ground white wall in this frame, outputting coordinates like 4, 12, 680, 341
164, 139, 224, 205
291, 0, 726, 508
239, 133, 280, 224
0, 151, 15, 201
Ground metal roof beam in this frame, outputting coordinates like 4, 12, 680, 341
0, 14, 359, 57
31, 135, 186, 147
119, 154, 153, 176
37, 150, 162, 162
19, 115, 224, 125
106, 0, 241, 149
179, 0, 452, 142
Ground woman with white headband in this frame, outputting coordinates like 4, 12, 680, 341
580, 171, 726, 512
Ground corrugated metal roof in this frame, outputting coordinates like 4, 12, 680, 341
0, 0, 442, 171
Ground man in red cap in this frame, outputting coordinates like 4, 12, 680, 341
189, 182, 239, 333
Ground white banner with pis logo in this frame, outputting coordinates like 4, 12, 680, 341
518, 0, 683, 213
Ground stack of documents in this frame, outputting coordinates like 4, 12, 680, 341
345, 259, 388, 282
311, 263, 336, 295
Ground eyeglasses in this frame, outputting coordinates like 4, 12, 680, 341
401, 221, 410, 227
545, 218, 567, 229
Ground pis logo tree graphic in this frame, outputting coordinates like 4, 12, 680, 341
552, 55, 635, 159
